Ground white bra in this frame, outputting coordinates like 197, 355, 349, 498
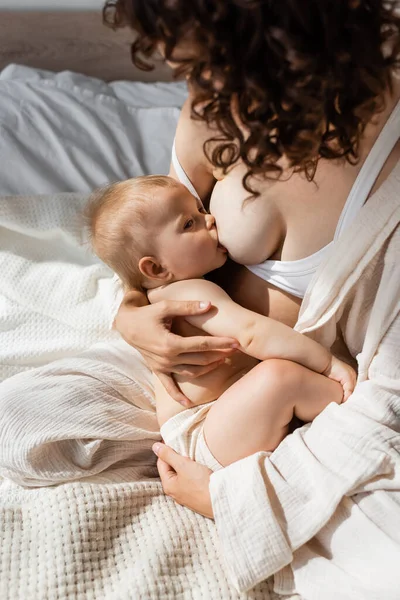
171, 99, 400, 298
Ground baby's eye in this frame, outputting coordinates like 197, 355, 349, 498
198, 205, 207, 214
184, 219, 194, 230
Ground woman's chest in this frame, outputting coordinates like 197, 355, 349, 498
209, 161, 354, 264
208, 260, 302, 328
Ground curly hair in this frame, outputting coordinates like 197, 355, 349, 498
103, 0, 400, 193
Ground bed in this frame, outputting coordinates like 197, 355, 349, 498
0, 11, 277, 600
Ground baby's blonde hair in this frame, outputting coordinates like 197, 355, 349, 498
85, 175, 179, 289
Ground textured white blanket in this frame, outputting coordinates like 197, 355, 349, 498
0, 192, 119, 381
0, 478, 279, 599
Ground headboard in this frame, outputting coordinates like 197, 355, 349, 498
0, 11, 173, 82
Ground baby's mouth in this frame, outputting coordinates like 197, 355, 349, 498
217, 241, 227, 252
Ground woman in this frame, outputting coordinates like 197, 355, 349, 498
106, 0, 400, 400
103, 0, 400, 596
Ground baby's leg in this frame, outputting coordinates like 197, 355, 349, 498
203, 359, 343, 467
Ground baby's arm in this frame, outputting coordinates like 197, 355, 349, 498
157, 279, 337, 378
154, 278, 356, 398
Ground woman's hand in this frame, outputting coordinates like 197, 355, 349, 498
115, 293, 238, 407
153, 442, 214, 519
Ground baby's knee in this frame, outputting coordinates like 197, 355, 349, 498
254, 359, 306, 394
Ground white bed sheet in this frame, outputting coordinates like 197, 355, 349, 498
0, 64, 187, 196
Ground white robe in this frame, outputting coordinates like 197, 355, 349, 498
210, 162, 400, 598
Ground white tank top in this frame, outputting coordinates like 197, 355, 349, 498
171, 99, 400, 298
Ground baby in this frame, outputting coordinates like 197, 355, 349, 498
86, 175, 356, 470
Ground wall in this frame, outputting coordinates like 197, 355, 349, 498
0, 0, 103, 9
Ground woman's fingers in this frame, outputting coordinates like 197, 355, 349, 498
146, 349, 235, 372
141, 335, 238, 368
153, 443, 187, 473
170, 362, 225, 378
142, 336, 238, 374
159, 300, 213, 319
156, 458, 177, 484
173, 348, 237, 366
170, 334, 239, 354
156, 372, 193, 407
152, 443, 214, 518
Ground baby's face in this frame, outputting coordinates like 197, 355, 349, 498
151, 183, 228, 280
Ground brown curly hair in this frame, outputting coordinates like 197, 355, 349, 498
103, 0, 400, 193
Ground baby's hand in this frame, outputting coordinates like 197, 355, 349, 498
323, 356, 357, 402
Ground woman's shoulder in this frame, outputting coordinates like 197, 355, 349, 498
172, 95, 218, 202
175, 96, 218, 162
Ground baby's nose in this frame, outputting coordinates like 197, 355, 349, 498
205, 214, 216, 229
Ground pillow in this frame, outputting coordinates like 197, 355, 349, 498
0, 65, 187, 196
0, 64, 188, 109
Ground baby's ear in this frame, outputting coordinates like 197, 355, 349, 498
138, 256, 170, 281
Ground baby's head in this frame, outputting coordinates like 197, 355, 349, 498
86, 175, 227, 290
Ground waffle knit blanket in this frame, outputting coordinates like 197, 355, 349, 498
0, 478, 281, 599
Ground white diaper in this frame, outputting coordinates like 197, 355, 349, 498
160, 402, 223, 472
